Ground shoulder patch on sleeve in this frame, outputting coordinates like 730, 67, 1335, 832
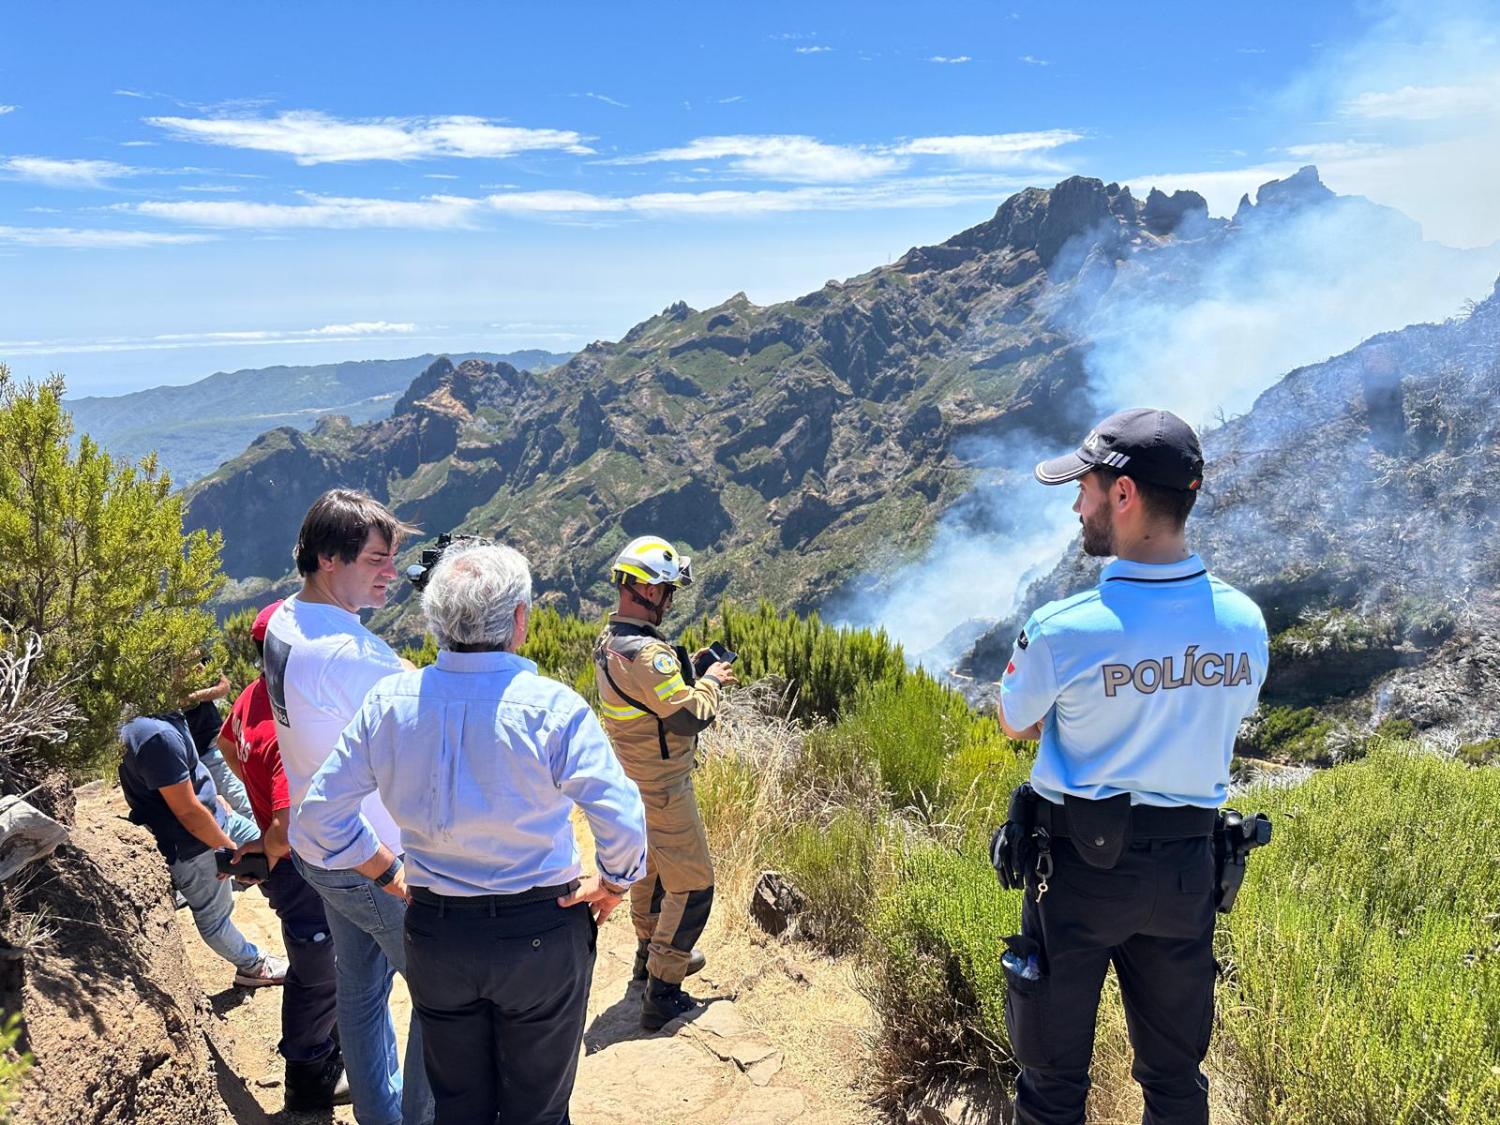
651, 651, 679, 676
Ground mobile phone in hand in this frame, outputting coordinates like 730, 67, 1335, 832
215, 848, 270, 881
708, 641, 738, 665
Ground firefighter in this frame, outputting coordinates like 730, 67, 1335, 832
593, 536, 736, 1030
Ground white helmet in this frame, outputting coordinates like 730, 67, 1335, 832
610, 536, 693, 588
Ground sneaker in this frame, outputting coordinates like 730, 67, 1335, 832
632, 939, 706, 982
233, 954, 289, 988
641, 975, 705, 1031
285, 1048, 351, 1111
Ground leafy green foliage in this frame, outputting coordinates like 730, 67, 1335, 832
0, 370, 224, 774
1220, 746, 1500, 1123
0, 1012, 32, 1116
682, 600, 909, 722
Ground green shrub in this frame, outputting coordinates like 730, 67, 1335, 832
868, 843, 1016, 1093
1456, 738, 1500, 766
0, 370, 224, 774
0, 1012, 32, 1115
682, 600, 908, 722
1218, 746, 1500, 1123
1241, 705, 1336, 763
771, 809, 888, 954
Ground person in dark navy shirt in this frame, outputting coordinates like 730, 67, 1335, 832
997, 408, 1268, 1125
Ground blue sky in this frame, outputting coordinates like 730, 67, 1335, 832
3, 0, 1498, 395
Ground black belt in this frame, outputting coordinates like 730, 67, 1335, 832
1034, 799, 1215, 839
409, 880, 578, 914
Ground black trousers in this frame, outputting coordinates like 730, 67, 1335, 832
403, 887, 596, 1125
262, 857, 338, 1064
1007, 836, 1217, 1125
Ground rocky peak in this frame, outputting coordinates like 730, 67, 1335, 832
944, 175, 1137, 268
1256, 165, 1334, 211
1142, 187, 1210, 235
392, 356, 526, 417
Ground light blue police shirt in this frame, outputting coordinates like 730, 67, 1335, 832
1000, 554, 1268, 808
296, 649, 648, 895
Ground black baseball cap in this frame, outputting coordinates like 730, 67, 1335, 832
1034, 408, 1204, 491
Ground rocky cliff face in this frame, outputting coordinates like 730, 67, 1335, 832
965, 277, 1500, 745
184, 168, 1463, 648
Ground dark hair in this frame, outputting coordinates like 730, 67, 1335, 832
293, 489, 420, 577
1092, 468, 1198, 529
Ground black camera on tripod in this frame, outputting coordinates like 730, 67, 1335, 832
405, 533, 494, 592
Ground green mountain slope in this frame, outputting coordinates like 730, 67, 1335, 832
65, 349, 572, 485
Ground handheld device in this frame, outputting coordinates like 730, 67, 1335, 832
215, 848, 270, 882
707, 640, 738, 665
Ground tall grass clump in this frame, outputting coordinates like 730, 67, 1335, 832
1218, 744, 1500, 1124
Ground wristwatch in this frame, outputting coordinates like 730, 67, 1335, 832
373, 855, 404, 888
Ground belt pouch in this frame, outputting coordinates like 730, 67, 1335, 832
1063, 792, 1132, 869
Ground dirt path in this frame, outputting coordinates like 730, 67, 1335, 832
180, 816, 877, 1123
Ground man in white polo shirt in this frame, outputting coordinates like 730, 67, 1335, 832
262, 489, 433, 1125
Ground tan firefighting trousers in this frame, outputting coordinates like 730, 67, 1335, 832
631, 774, 714, 983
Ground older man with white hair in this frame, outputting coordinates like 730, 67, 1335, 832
297, 542, 648, 1125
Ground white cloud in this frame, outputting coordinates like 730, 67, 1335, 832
927, 55, 972, 64
0, 105, 16, 115
618, 134, 903, 182
1, 156, 138, 188
1341, 79, 1500, 121
617, 129, 1082, 182
717, 95, 746, 104
1281, 140, 1385, 161
132, 193, 486, 229
145, 110, 594, 165
0, 224, 213, 248
895, 130, 1084, 166
114, 89, 150, 98
126, 173, 1039, 230
1019, 55, 1050, 66
0, 321, 417, 357
120, 140, 158, 147
794, 46, 833, 54
576, 92, 629, 109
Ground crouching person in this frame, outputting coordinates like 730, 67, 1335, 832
297, 542, 648, 1125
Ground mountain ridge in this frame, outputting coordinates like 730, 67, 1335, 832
65, 349, 573, 486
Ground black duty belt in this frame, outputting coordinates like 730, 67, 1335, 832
409, 880, 578, 914
1033, 799, 1216, 840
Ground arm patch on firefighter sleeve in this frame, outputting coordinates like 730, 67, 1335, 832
651, 651, 679, 676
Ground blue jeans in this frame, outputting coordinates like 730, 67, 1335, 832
201, 747, 255, 821
294, 853, 434, 1125
168, 810, 263, 972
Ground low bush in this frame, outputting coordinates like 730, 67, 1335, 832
1218, 745, 1500, 1124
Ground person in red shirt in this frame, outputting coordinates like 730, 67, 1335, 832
219, 600, 348, 1111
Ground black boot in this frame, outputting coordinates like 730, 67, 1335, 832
285, 1047, 351, 1111
633, 939, 706, 982
641, 974, 703, 1031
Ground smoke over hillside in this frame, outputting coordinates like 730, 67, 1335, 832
840, 168, 1500, 672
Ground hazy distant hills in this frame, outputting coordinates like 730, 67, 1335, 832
65, 350, 572, 486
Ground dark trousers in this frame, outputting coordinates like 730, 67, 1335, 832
403, 886, 596, 1125
262, 858, 339, 1063
1007, 836, 1217, 1125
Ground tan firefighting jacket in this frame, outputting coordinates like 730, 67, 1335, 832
593, 611, 722, 790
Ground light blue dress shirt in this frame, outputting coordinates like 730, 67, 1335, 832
1000, 554, 1269, 808
296, 649, 648, 895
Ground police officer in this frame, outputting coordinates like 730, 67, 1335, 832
593, 536, 737, 1030
995, 408, 1268, 1125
